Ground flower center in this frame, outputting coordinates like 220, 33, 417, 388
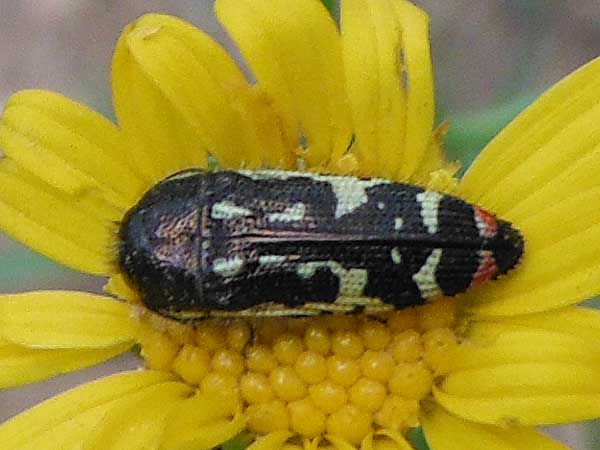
136, 300, 458, 444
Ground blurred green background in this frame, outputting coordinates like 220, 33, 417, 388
0, 1, 599, 448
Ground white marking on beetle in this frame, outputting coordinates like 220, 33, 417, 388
213, 256, 244, 277
416, 191, 443, 234
239, 170, 390, 218
377, 201, 385, 210
330, 178, 389, 218
259, 255, 288, 265
267, 202, 306, 222
473, 207, 498, 238
412, 248, 443, 298
391, 248, 402, 264
211, 201, 253, 220
297, 261, 368, 297
394, 217, 404, 231
164, 169, 203, 182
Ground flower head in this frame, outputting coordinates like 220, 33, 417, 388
1, 1, 600, 450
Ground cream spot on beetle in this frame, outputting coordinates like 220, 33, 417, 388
211, 201, 253, 220
266, 202, 306, 222
391, 248, 402, 264
330, 178, 389, 218
412, 249, 442, 298
416, 191, 443, 234
258, 255, 288, 265
239, 170, 390, 219
164, 169, 204, 182
394, 217, 404, 231
297, 261, 367, 297
213, 256, 244, 277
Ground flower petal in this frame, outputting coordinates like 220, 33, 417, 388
374, 430, 415, 450
0, 370, 174, 450
104, 274, 141, 304
441, 363, 600, 397
459, 56, 600, 212
457, 58, 600, 316
83, 381, 192, 450
446, 320, 600, 373
328, 435, 360, 450
161, 391, 239, 446
341, 0, 434, 180
216, 0, 353, 168
115, 14, 292, 173
422, 406, 570, 450
0, 158, 116, 275
0, 291, 137, 348
163, 414, 246, 450
341, 0, 406, 178
246, 432, 294, 450
493, 306, 600, 342
0, 90, 145, 209
461, 187, 600, 315
434, 363, 600, 425
463, 201, 600, 315
389, 0, 434, 181
412, 124, 460, 189
0, 339, 131, 389
113, 16, 207, 180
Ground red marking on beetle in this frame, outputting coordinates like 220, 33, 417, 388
474, 207, 498, 238
471, 250, 498, 287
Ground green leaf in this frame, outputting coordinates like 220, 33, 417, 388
220, 432, 256, 450
440, 94, 536, 172
321, 0, 338, 20
408, 427, 431, 450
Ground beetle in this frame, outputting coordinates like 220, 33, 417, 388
118, 169, 524, 320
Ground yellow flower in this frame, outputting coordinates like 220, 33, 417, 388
1, 1, 600, 449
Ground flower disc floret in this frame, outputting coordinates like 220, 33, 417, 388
136, 300, 456, 443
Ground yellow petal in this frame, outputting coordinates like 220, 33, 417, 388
493, 306, 600, 342
0, 340, 131, 388
440, 362, 600, 397
447, 321, 600, 373
0, 90, 145, 209
6, 401, 116, 450
116, 14, 289, 173
328, 435, 359, 450
412, 123, 460, 188
0, 160, 115, 274
361, 433, 374, 450
422, 406, 569, 450
239, 85, 298, 169
463, 216, 600, 316
83, 381, 192, 450
341, 0, 406, 178
0, 291, 137, 348
389, 0, 434, 181
459, 56, 600, 211
162, 391, 238, 444
0, 370, 174, 450
104, 274, 141, 304
434, 364, 600, 425
456, 61, 600, 316
304, 437, 322, 450
246, 431, 293, 450
163, 414, 246, 450
216, 0, 353, 168
460, 184, 600, 316
113, 16, 208, 181
374, 430, 415, 450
